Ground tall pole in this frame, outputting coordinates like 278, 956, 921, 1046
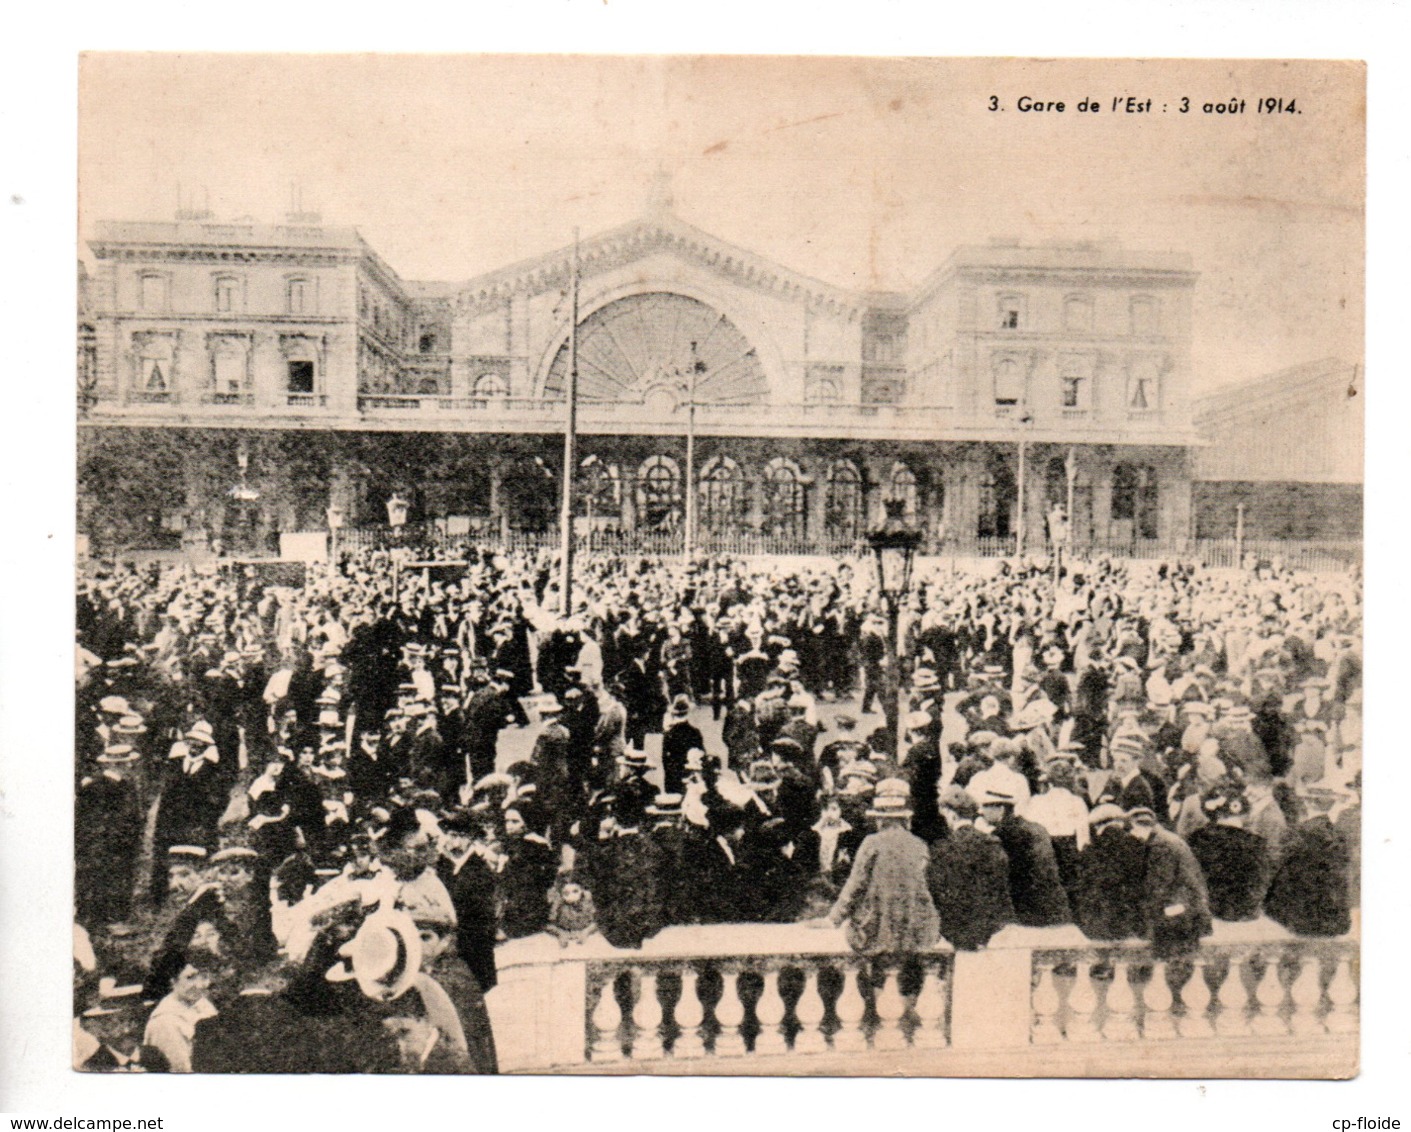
1015, 433, 1028, 558
684, 340, 698, 559
1235, 502, 1246, 568
885, 594, 901, 762
1065, 446, 1077, 534
558, 230, 580, 617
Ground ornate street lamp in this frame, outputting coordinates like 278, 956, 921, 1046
867, 498, 922, 761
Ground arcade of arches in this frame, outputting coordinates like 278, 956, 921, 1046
77, 428, 1192, 556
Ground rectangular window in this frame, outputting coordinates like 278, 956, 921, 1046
1062, 378, 1082, 408
1130, 296, 1158, 336
287, 360, 315, 393
288, 279, 310, 316
1000, 308, 1019, 329
139, 274, 168, 312
214, 350, 245, 393
215, 278, 239, 313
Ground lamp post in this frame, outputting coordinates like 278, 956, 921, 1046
866, 498, 922, 763
326, 503, 345, 569
682, 340, 706, 560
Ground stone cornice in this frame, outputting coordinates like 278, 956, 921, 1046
89, 243, 359, 268
454, 213, 869, 319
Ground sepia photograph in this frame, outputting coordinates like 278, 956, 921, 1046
66, 53, 1364, 1081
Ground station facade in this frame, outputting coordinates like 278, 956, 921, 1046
79, 207, 1209, 556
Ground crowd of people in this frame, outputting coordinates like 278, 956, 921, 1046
73, 543, 1362, 1072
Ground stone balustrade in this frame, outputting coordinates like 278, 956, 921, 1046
483, 918, 1357, 1076
584, 951, 952, 1066
1031, 938, 1358, 1046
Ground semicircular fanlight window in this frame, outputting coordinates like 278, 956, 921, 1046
544, 292, 767, 404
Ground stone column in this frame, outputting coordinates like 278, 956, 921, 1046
1163, 452, 1194, 546
176, 329, 204, 404
1091, 459, 1114, 543
805, 453, 829, 548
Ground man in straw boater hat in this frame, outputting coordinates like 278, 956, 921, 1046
150, 721, 226, 908
978, 787, 1072, 928
926, 785, 1014, 951
813, 778, 939, 991
75, 743, 145, 931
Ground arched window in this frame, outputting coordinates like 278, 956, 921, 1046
210, 336, 248, 400
761, 457, 807, 539
1127, 357, 1161, 410
698, 455, 744, 535
134, 333, 174, 395
806, 377, 840, 403
213, 275, 241, 314
978, 464, 1015, 539
1112, 464, 1160, 539
885, 461, 918, 523
636, 456, 682, 532
993, 357, 1023, 406
577, 456, 621, 522
474, 373, 508, 399
825, 459, 865, 543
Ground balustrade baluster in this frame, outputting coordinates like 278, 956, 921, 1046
1205, 956, 1243, 1036
912, 963, 949, 1050
1250, 954, 1290, 1037
832, 967, 870, 1052
1139, 962, 1178, 1040
1287, 955, 1327, 1037
1177, 959, 1215, 1038
754, 969, 788, 1056
714, 970, 748, 1057
793, 968, 829, 1054
1103, 960, 1139, 1041
632, 971, 665, 1060
673, 968, 707, 1059
1032, 962, 1064, 1044
1066, 961, 1102, 1042
1325, 955, 1359, 1035
872, 967, 909, 1051
590, 974, 625, 1063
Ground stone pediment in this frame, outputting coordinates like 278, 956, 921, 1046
454, 211, 866, 320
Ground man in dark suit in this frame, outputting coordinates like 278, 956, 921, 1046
530, 699, 576, 847
902, 712, 946, 845
463, 671, 514, 784
151, 723, 227, 907
687, 804, 754, 924
979, 789, 1072, 927
75, 746, 145, 930
660, 695, 704, 796
347, 727, 397, 807
618, 654, 666, 753
437, 812, 500, 992
1129, 806, 1213, 959
1073, 804, 1148, 940
1263, 787, 1354, 937
589, 789, 667, 948
928, 786, 1014, 950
